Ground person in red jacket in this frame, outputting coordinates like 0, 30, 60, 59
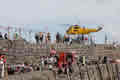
65, 52, 75, 74
57, 52, 67, 74
57, 52, 75, 74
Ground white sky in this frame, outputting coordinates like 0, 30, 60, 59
0, 0, 119, 43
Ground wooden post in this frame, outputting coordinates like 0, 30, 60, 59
86, 65, 91, 80
111, 64, 116, 80
96, 64, 103, 80
106, 64, 112, 80
3, 55, 8, 80
1, 63, 4, 78
115, 64, 119, 80
77, 63, 82, 80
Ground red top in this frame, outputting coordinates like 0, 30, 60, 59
84, 37, 88, 40
58, 52, 67, 68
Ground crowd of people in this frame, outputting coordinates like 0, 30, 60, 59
4, 52, 111, 76
7, 63, 41, 75
39, 52, 76, 74
34, 32, 90, 45
35, 32, 71, 45
0, 31, 87, 46
6, 51, 76, 75
35, 32, 51, 44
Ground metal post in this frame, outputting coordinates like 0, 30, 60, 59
1, 63, 4, 78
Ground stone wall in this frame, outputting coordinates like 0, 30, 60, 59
0, 40, 120, 64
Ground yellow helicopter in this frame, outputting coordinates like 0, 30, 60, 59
66, 24, 103, 35
65, 24, 103, 43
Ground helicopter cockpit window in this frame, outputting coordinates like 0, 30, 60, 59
74, 27, 79, 29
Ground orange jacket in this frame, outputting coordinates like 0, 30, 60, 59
58, 52, 75, 68
58, 52, 67, 68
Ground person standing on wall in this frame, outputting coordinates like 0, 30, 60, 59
35, 33, 39, 44
39, 32, 44, 44
56, 32, 60, 43
46, 32, 51, 44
